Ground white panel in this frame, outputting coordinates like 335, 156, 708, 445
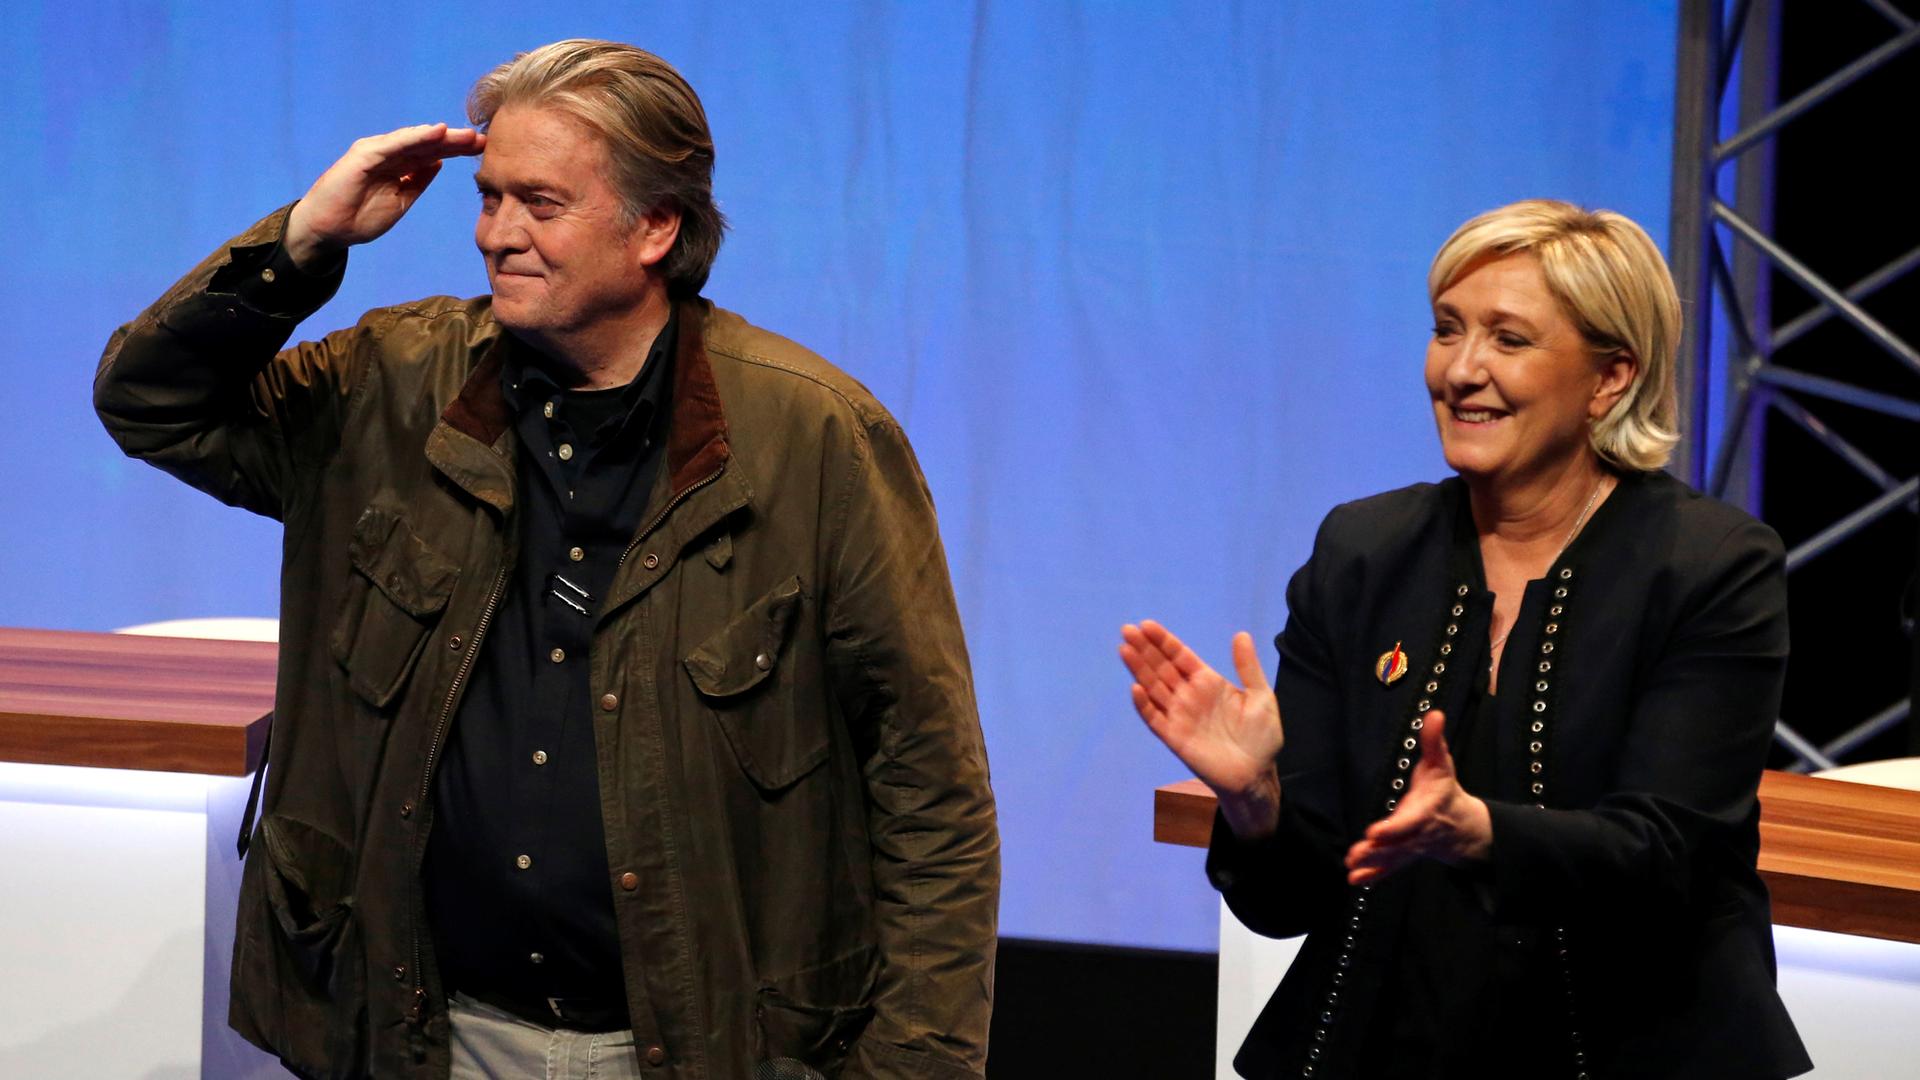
1774, 924, 1920, 1078
1216, 899, 1304, 1080
0, 796, 205, 1078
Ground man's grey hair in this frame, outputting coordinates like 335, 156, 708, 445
469, 39, 727, 298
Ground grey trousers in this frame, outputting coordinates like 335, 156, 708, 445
448, 992, 643, 1080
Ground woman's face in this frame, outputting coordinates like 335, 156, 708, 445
1424, 252, 1632, 488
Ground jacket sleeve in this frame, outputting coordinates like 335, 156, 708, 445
823, 416, 998, 1080
94, 204, 366, 521
1205, 507, 1355, 939
1482, 517, 1788, 920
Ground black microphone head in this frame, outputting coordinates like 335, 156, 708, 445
752, 1058, 826, 1080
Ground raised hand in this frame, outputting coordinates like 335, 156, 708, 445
1120, 620, 1284, 838
1343, 711, 1492, 885
284, 123, 487, 270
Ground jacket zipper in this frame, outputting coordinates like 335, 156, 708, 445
617, 466, 725, 570
409, 563, 510, 1021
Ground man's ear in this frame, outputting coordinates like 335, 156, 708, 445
1591, 350, 1637, 420
630, 204, 683, 271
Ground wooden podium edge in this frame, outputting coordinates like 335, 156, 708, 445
1154, 771, 1920, 945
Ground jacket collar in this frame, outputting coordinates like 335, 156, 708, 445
428, 297, 734, 515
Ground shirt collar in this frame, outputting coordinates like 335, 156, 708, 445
500, 309, 678, 440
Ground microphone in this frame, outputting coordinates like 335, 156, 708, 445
752, 1059, 826, 1080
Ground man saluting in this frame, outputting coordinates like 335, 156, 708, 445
97, 39, 997, 1080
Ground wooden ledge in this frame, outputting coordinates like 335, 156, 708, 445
0, 627, 275, 777
1155, 770, 1920, 945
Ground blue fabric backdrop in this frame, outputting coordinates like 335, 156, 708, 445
0, 1, 1676, 952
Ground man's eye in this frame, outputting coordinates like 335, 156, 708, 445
478, 192, 500, 211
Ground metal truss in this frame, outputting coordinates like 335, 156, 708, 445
1670, 0, 1919, 770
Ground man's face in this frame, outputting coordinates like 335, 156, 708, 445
473, 105, 663, 346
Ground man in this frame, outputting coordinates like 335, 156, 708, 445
96, 39, 997, 1080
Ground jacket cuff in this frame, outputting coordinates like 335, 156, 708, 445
1485, 798, 1560, 918
157, 203, 344, 352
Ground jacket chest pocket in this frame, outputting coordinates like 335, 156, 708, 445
329, 505, 460, 708
683, 575, 826, 790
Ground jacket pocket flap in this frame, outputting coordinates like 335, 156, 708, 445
683, 575, 804, 698
258, 813, 355, 991
346, 505, 459, 618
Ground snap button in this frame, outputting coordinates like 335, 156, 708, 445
260, 267, 277, 283
392, 964, 407, 982
532, 750, 548, 765
645, 1045, 666, 1066
400, 801, 414, 818
619, 871, 639, 891
754, 652, 773, 671
550, 647, 565, 663
448, 635, 463, 650
569, 546, 585, 562
600, 693, 619, 711
642, 553, 660, 570
515, 854, 532, 870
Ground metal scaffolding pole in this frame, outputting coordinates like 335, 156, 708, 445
1669, 0, 1919, 771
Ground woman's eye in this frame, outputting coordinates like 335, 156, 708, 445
1431, 324, 1459, 339
1497, 333, 1529, 349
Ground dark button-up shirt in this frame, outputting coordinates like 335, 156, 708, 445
425, 312, 677, 1010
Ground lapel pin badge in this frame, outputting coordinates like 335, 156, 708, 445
1375, 641, 1409, 686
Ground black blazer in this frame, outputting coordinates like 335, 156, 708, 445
1208, 471, 1811, 1079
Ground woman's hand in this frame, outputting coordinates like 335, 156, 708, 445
1120, 620, 1284, 838
1343, 711, 1492, 884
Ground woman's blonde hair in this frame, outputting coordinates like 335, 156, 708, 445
1428, 199, 1682, 472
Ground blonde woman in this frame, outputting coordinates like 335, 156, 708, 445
1122, 201, 1809, 1079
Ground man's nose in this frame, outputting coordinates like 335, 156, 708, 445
476, 205, 528, 254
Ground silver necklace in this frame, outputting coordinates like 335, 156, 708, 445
1488, 476, 1608, 659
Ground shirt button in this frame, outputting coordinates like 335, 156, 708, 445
549, 647, 565, 663
543, 401, 555, 419
600, 693, 619, 711
645, 1045, 666, 1066
532, 750, 548, 766
619, 871, 639, 891
569, 546, 585, 562
529, 952, 544, 965
557, 443, 574, 461
515, 854, 532, 870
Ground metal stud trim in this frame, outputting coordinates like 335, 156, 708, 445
1304, 581, 1471, 1073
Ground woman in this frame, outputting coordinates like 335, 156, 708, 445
1121, 201, 1810, 1079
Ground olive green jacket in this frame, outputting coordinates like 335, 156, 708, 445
95, 208, 999, 1080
